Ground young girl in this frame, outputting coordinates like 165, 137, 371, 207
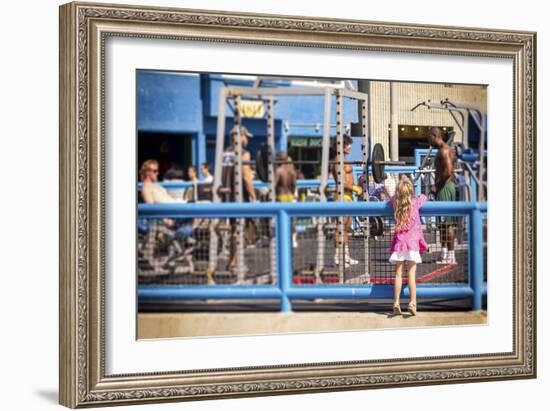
387, 177, 428, 316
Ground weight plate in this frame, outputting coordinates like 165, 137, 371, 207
372, 143, 386, 183
255, 143, 269, 182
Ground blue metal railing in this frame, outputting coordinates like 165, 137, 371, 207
137, 179, 334, 191
138, 201, 487, 312
138, 165, 421, 193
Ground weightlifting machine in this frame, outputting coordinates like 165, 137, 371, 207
207, 85, 404, 285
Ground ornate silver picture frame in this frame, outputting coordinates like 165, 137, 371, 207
59, 1, 536, 407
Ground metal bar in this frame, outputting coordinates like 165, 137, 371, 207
286, 121, 339, 128
360, 98, 371, 281
213, 88, 227, 203
320, 89, 332, 196
376, 161, 407, 165
233, 96, 245, 281
267, 97, 276, 200
315, 88, 333, 281
338, 88, 370, 101
139, 286, 282, 300
448, 110, 465, 134
478, 115, 486, 201
470, 208, 484, 310
138, 201, 486, 219
138, 284, 479, 301
226, 86, 331, 97
463, 112, 470, 149
267, 97, 277, 281
286, 285, 475, 299
467, 108, 483, 130
208, 88, 228, 275
361, 97, 369, 203
336, 90, 345, 283
411, 101, 468, 137
141, 170, 428, 192
277, 210, 293, 312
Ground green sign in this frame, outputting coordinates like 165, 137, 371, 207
290, 138, 308, 147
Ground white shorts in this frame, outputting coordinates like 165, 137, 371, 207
389, 251, 422, 264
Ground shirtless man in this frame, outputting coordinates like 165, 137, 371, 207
330, 135, 362, 267
275, 152, 297, 202
140, 159, 175, 204
427, 127, 458, 264
275, 152, 298, 248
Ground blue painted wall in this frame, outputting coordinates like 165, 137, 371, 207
137, 71, 202, 133
137, 71, 360, 167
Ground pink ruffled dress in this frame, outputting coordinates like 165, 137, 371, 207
389, 194, 429, 263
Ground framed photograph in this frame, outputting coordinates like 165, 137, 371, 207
59, 1, 536, 408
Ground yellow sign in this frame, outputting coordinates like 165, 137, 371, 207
239, 100, 265, 118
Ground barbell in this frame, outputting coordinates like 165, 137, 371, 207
255, 142, 404, 184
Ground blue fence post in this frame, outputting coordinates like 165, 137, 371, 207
276, 210, 293, 313
469, 206, 484, 310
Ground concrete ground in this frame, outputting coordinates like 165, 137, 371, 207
138, 309, 487, 339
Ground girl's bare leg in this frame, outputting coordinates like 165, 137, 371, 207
407, 260, 417, 314
394, 262, 404, 306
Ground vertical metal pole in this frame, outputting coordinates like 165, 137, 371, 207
208, 87, 228, 278
267, 97, 276, 201
390, 82, 399, 161
267, 97, 277, 281
478, 117, 486, 202
336, 90, 345, 283
463, 112, 470, 149
471, 172, 477, 201
277, 210, 292, 312
315, 88, 333, 282
233, 95, 245, 282
448, 111, 465, 136
320, 88, 332, 202
361, 98, 371, 281
469, 208, 483, 310
213, 88, 227, 203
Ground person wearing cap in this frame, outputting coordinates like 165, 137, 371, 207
221, 125, 257, 203
221, 125, 257, 273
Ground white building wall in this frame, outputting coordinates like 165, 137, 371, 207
369, 82, 487, 158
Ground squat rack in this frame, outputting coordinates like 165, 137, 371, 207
209, 85, 374, 284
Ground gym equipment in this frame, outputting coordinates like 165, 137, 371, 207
411, 99, 486, 201
256, 142, 403, 185
209, 85, 411, 285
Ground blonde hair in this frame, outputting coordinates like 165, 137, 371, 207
394, 178, 414, 230
139, 159, 159, 181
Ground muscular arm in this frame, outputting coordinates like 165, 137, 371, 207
242, 151, 256, 201
435, 145, 454, 191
